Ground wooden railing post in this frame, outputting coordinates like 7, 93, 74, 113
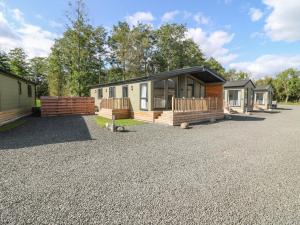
172, 96, 174, 112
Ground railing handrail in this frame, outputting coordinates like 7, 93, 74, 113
172, 96, 223, 112
100, 97, 130, 110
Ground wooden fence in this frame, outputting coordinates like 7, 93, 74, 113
41, 96, 95, 117
172, 97, 223, 112
100, 98, 130, 110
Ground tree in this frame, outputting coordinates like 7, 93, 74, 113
8, 48, 29, 77
108, 21, 132, 80
225, 69, 249, 81
0, 51, 10, 71
255, 76, 273, 86
205, 57, 225, 76
29, 57, 49, 97
154, 24, 187, 71
46, 0, 107, 96
48, 41, 69, 96
274, 68, 296, 102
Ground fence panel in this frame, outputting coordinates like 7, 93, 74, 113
41, 96, 95, 117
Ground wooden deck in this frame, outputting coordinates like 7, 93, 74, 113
98, 98, 131, 119
97, 97, 224, 125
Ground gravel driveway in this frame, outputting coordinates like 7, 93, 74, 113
0, 106, 299, 224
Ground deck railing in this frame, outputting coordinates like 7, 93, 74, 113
100, 98, 130, 110
172, 97, 223, 112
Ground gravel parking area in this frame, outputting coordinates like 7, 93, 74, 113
0, 106, 299, 224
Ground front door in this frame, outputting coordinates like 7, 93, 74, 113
140, 83, 148, 110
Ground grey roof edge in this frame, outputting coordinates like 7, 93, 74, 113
224, 79, 256, 88
0, 68, 37, 85
254, 84, 273, 91
89, 66, 226, 89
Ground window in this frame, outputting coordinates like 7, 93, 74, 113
187, 78, 195, 98
228, 90, 241, 106
27, 85, 32, 97
109, 87, 115, 98
98, 88, 103, 99
18, 82, 22, 95
122, 86, 128, 98
153, 80, 166, 109
140, 83, 148, 110
256, 93, 264, 105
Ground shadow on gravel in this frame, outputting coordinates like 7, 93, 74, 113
188, 115, 265, 127
229, 115, 266, 121
0, 116, 93, 150
252, 110, 281, 114
276, 107, 292, 111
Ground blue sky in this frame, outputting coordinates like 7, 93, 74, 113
1, 0, 300, 78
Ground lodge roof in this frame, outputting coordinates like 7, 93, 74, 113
90, 66, 226, 88
224, 79, 255, 88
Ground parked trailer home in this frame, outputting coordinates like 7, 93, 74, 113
254, 85, 273, 110
0, 69, 36, 125
224, 79, 255, 114
90, 66, 226, 125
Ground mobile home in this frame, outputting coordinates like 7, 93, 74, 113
224, 79, 255, 113
253, 85, 273, 110
0, 69, 36, 125
90, 66, 226, 125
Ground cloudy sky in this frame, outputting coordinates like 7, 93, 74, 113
1, 0, 300, 78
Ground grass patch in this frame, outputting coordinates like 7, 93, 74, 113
96, 116, 145, 128
278, 101, 300, 105
0, 119, 26, 132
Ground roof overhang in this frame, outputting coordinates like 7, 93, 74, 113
90, 66, 226, 89
0, 68, 37, 85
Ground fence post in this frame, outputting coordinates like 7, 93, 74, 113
208, 97, 211, 112
183, 97, 185, 112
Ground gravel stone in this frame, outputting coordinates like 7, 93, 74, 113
0, 105, 299, 224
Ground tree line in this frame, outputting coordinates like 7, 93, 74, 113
0, 0, 299, 102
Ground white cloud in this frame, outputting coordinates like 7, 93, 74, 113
125, 11, 154, 26
229, 55, 300, 78
161, 10, 179, 23
193, 12, 210, 25
0, 6, 57, 58
263, 0, 300, 41
186, 28, 237, 65
12, 8, 24, 22
249, 8, 263, 22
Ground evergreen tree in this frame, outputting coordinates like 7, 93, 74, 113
29, 57, 49, 97
205, 57, 225, 76
8, 48, 29, 77
0, 51, 10, 71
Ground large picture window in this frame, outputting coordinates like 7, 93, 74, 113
256, 93, 264, 105
228, 90, 241, 106
109, 87, 115, 98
